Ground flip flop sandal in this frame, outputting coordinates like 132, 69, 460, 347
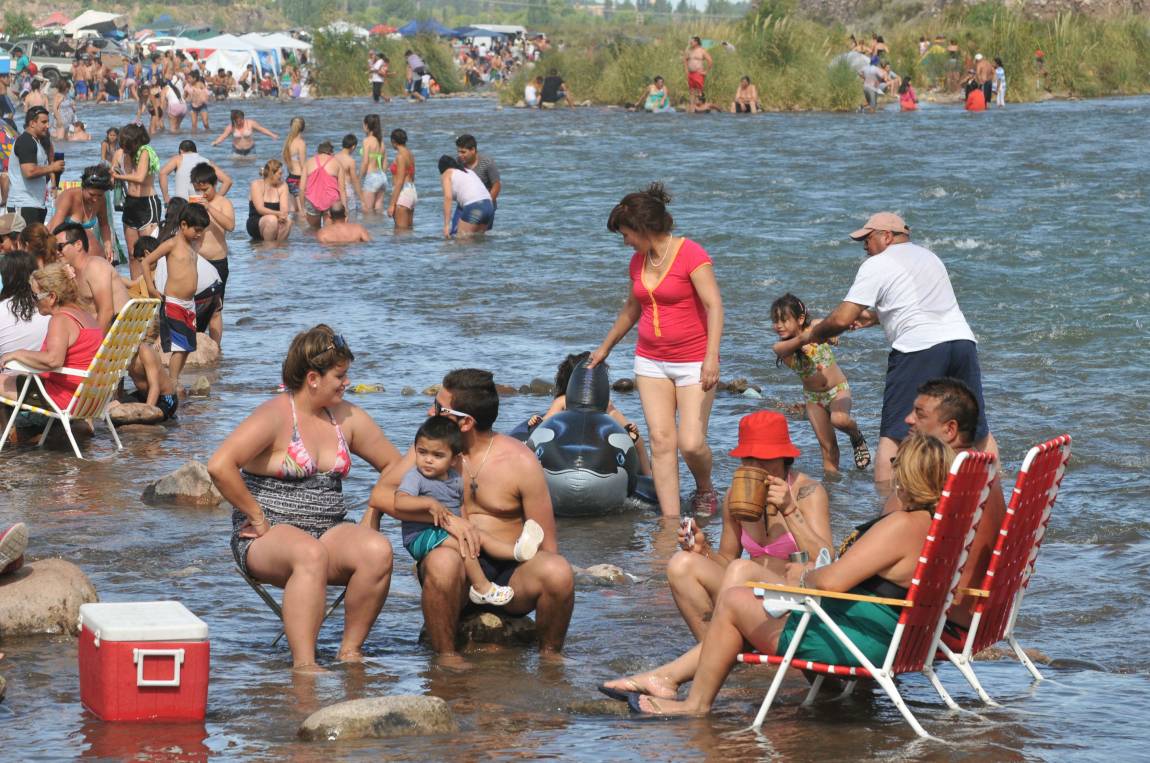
598, 679, 644, 703
469, 583, 515, 606
513, 519, 545, 562
852, 436, 872, 470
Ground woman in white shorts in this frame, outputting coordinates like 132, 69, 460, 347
589, 183, 724, 517
386, 128, 416, 230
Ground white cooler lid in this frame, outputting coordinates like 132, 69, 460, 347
79, 601, 209, 642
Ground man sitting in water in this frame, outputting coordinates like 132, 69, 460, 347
315, 203, 370, 244
367, 368, 574, 662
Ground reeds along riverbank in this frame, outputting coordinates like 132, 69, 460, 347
501, 7, 1150, 111
312, 32, 463, 98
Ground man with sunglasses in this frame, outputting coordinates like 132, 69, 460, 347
797, 212, 995, 487
5, 106, 63, 227
367, 368, 574, 661
52, 222, 129, 332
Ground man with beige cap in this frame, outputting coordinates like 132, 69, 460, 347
796, 212, 994, 486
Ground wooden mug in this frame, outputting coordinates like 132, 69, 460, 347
728, 465, 770, 522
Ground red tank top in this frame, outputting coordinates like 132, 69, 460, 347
629, 238, 713, 362
39, 310, 104, 409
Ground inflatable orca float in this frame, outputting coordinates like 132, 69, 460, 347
510, 362, 657, 516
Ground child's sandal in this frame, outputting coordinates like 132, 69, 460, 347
851, 435, 871, 470
469, 583, 515, 607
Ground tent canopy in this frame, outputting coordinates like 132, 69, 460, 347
452, 26, 508, 39
63, 11, 128, 36
370, 24, 397, 35
398, 19, 454, 37
191, 33, 266, 51
242, 33, 312, 50
321, 21, 370, 38
36, 12, 71, 29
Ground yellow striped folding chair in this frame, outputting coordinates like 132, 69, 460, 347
0, 298, 161, 459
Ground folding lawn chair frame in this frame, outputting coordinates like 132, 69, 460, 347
738, 450, 996, 739
237, 566, 347, 647
932, 434, 1071, 706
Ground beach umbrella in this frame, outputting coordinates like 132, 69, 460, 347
370, 24, 397, 35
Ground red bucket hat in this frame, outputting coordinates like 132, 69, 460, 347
728, 411, 801, 460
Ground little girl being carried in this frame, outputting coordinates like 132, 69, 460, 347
770, 293, 870, 474
397, 415, 545, 606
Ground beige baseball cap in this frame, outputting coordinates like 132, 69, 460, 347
0, 211, 27, 236
849, 212, 910, 240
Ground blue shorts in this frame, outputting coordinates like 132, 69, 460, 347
404, 526, 450, 561
451, 199, 495, 234
75, 81, 88, 96
880, 339, 989, 441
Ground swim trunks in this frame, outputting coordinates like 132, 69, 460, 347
405, 526, 451, 561
363, 170, 387, 194
205, 257, 229, 303
122, 195, 162, 231
396, 181, 418, 210
159, 295, 197, 353
687, 71, 706, 91
880, 339, 988, 441
286, 173, 300, 197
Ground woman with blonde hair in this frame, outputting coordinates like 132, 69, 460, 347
619, 433, 957, 716
208, 325, 402, 669
0, 263, 104, 422
246, 159, 292, 242
281, 116, 307, 212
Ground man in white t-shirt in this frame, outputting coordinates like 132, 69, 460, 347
368, 51, 388, 104
800, 212, 994, 485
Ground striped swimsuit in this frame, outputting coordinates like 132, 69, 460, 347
230, 395, 352, 575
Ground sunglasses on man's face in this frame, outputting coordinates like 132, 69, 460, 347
434, 399, 472, 420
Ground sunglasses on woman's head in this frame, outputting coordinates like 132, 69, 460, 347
308, 333, 348, 363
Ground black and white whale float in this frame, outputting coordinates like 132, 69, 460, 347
510, 362, 657, 517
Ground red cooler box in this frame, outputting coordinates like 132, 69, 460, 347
78, 601, 210, 722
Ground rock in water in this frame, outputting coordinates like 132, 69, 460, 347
0, 672, 6, 701
189, 377, 211, 397
422, 384, 441, 396
525, 378, 553, 395
611, 378, 635, 393
159, 333, 220, 368
459, 611, 537, 646
298, 696, 458, 741
726, 378, 750, 394
0, 559, 98, 637
742, 388, 763, 399
141, 460, 223, 507
108, 402, 165, 425
495, 384, 518, 396
574, 564, 635, 586
401, 387, 416, 396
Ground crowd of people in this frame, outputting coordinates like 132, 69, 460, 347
0, 37, 1015, 727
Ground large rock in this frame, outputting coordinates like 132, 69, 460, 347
298, 696, 458, 741
108, 402, 165, 425
158, 333, 220, 368
574, 564, 637, 587
189, 377, 211, 398
0, 559, 98, 638
459, 611, 537, 647
141, 460, 223, 508
611, 378, 635, 393
521, 378, 553, 396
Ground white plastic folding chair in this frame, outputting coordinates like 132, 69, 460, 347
738, 450, 996, 738
931, 435, 1071, 706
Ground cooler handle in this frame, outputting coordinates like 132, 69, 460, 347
133, 648, 185, 687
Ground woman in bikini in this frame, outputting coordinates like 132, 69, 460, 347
385, 128, 416, 230
359, 114, 387, 214
48, 165, 116, 262
111, 124, 163, 280
208, 325, 402, 670
246, 159, 292, 242
281, 117, 307, 213
600, 410, 830, 700
212, 109, 278, 157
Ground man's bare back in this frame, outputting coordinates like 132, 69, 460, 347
316, 220, 371, 244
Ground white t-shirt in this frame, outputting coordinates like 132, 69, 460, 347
173, 152, 208, 201
843, 241, 976, 353
0, 298, 51, 356
370, 59, 385, 84
154, 254, 222, 295
449, 168, 491, 207
524, 84, 537, 102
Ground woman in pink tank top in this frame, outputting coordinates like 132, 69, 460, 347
599, 411, 832, 701
0, 262, 104, 416
589, 183, 724, 517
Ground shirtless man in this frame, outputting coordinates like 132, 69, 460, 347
186, 75, 211, 133
52, 222, 129, 331
683, 37, 713, 114
315, 203, 370, 244
335, 134, 365, 214
887, 377, 1006, 633
23, 80, 48, 111
189, 163, 234, 345
974, 53, 995, 109
366, 369, 574, 661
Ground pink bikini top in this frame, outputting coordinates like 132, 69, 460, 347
277, 394, 352, 480
739, 471, 800, 559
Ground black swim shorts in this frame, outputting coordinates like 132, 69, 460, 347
880, 339, 989, 442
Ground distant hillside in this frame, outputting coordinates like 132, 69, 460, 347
797, 0, 1147, 24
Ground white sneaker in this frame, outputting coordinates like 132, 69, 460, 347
513, 519, 545, 562
0, 523, 28, 575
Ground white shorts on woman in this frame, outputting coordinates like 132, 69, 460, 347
634, 356, 702, 387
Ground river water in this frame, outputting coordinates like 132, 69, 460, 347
1, 94, 1149, 760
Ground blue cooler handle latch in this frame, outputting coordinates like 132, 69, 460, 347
133, 648, 186, 687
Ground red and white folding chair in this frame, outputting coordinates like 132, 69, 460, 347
738, 450, 996, 739
932, 435, 1071, 706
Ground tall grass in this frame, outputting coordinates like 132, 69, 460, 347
503, 7, 1150, 111
313, 33, 462, 98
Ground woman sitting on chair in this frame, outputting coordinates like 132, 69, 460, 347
208, 325, 402, 670
0, 263, 103, 426
620, 432, 955, 715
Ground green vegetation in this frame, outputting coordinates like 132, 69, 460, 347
502, 4, 1150, 111
3, 12, 35, 40
312, 32, 462, 97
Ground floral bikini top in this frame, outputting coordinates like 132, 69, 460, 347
785, 342, 837, 381
277, 394, 352, 479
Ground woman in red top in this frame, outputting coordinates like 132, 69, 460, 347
0, 262, 104, 417
590, 184, 724, 516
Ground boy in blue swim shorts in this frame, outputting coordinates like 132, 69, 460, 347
397, 415, 545, 607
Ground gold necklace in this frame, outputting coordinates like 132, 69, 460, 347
464, 435, 495, 499
646, 236, 674, 269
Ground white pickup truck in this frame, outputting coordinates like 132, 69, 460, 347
0, 40, 73, 83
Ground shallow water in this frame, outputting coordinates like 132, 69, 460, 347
2, 94, 1149, 760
